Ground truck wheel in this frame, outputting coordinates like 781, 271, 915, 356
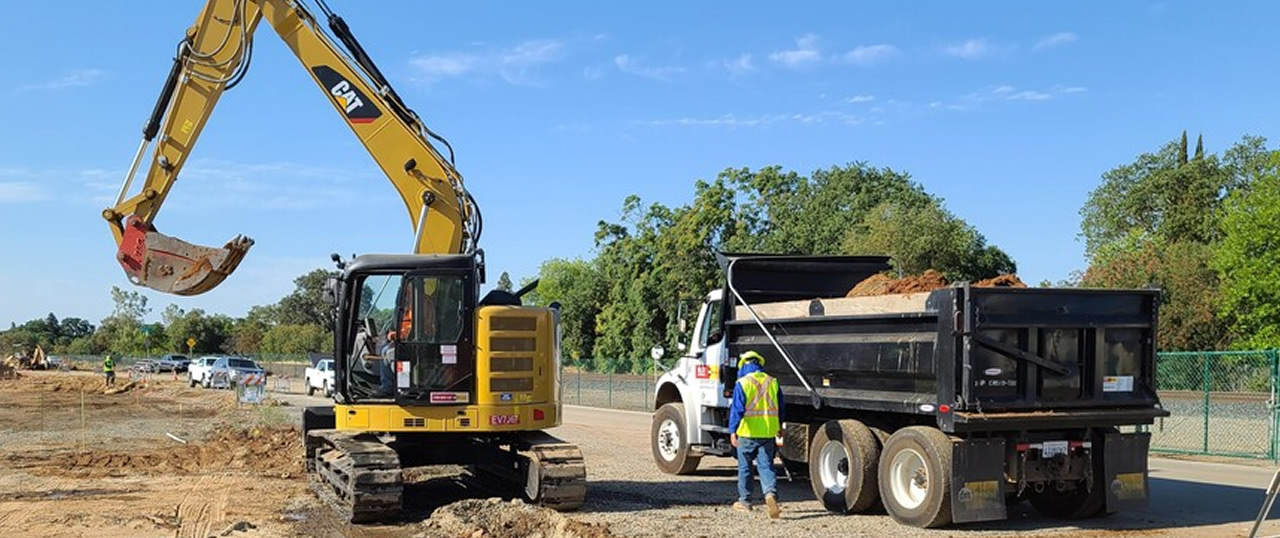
202, 375, 211, 389
324, 382, 332, 397
188, 376, 196, 388
878, 426, 954, 528
809, 419, 880, 513
307, 383, 315, 396
651, 403, 701, 475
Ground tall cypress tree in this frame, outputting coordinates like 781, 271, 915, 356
1178, 130, 1189, 166
1194, 134, 1204, 160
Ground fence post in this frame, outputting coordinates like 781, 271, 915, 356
1203, 352, 1211, 454
1272, 350, 1279, 463
576, 367, 581, 405
608, 369, 614, 408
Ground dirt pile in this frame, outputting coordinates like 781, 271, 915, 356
417, 498, 614, 538
44, 425, 302, 478
847, 271, 1027, 297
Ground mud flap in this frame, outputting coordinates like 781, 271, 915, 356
950, 438, 1007, 524
1103, 431, 1150, 513
780, 422, 810, 463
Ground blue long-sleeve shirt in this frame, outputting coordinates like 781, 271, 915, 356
727, 361, 784, 437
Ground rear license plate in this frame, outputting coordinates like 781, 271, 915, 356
1041, 441, 1068, 458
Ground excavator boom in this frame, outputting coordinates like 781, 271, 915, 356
103, 0, 477, 295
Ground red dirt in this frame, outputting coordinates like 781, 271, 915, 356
847, 271, 1027, 297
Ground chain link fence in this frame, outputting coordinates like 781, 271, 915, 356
1141, 350, 1280, 460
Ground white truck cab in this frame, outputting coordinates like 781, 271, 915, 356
650, 289, 733, 474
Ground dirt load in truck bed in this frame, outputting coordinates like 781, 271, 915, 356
847, 270, 1026, 297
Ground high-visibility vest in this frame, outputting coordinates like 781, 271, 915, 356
103, 357, 115, 373
736, 372, 780, 438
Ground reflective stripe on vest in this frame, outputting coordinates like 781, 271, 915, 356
736, 372, 780, 438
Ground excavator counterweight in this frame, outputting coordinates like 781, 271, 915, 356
115, 216, 254, 296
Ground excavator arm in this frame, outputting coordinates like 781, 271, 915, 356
103, 0, 479, 295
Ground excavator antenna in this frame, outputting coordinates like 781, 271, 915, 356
115, 216, 254, 296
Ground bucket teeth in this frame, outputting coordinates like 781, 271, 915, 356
116, 216, 254, 296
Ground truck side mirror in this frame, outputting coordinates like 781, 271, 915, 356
679, 318, 688, 333
322, 277, 339, 306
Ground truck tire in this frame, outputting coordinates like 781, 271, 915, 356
324, 381, 332, 397
809, 419, 881, 513
651, 403, 701, 475
189, 376, 196, 388
307, 382, 315, 396
878, 426, 954, 528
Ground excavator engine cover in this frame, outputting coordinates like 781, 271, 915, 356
116, 216, 254, 296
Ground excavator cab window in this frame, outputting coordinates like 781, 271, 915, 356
392, 274, 473, 398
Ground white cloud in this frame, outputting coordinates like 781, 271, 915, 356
0, 182, 49, 203
17, 69, 106, 92
942, 39, 997, 60
846, 95, 876, 103
955, 85, 1088, 106
410, 39, 565, 85
842, 44, 901, 66
638, 110, 860, 129
1034, 32, 1078, 51
613, 54, 685, 81
722, 54, 757, 76
769, 34, 822, 69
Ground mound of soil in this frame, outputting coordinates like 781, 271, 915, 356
417, 498, 614, 538
847, 269, 949, 297
973, 274, 1028, 288
46, 425, 302, 478
848, 271, 1028, 297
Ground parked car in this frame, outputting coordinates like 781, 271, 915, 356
305, 359, 335, 397
205, 356, 265, 389
188, 356, 220, 387
154, 353, 191, 373
130, 359, 157, 373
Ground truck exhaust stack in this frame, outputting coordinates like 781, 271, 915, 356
115, 216, 254, 296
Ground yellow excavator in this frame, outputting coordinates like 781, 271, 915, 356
102, 0, 585, 522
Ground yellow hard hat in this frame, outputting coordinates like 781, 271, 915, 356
738, 350, 765, 369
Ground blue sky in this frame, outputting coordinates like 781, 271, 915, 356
1, 1, 1278, 327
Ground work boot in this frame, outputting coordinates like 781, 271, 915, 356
732, 501, 751, 513
765, 493, 781, 519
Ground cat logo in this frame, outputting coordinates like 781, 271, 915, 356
311, 65, 381, 124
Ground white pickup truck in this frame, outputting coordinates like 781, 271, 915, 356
305, 359, 335, 397
188, 356, 220, 388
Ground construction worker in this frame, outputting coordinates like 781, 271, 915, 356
103, 354, 117, 386
728, 350, 784, 518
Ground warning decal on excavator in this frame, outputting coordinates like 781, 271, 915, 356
312, 65, 382, 124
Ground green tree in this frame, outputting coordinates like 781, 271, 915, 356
526, 259, 606, 360
163, 307, 233, 353
1215, 150, 1280, 348
274, 269, 339, 327
260, 324, 330, 355
844, 201, 1015, 280
496, 272, 513, 292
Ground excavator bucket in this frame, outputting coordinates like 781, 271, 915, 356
116, 216, 254, 296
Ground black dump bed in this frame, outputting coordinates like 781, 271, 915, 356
719, 253, 1168, 433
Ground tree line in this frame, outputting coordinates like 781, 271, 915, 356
0, 270, 338, 358
6, 133, 1276, 366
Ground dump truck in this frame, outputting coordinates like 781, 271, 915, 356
651, 253, 1167, 528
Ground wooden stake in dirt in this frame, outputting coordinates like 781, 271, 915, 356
80, 389, 86, 453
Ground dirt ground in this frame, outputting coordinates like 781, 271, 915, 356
0, 370, 1265, 538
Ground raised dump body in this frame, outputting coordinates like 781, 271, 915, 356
652, 253, 1168, 528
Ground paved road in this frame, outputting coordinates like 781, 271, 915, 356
277, 391, 1280, 536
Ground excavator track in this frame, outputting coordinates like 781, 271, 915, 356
466, 433, 587, 511
522, 440, 587, 510
306, 431, 403, 523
